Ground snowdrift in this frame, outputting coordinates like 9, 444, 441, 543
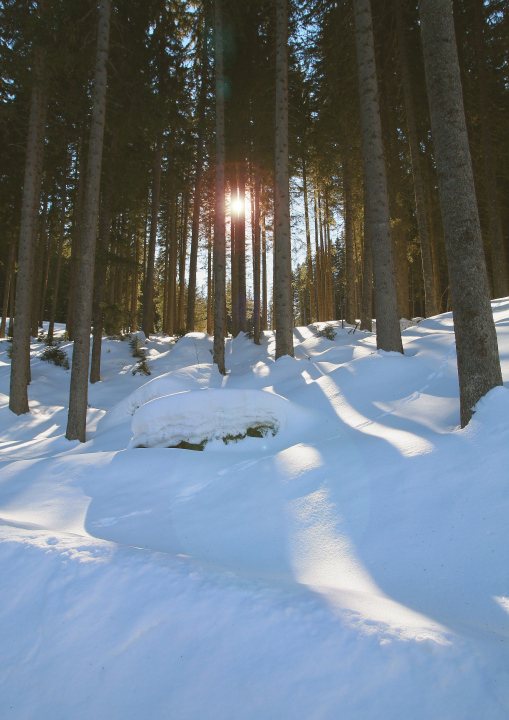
128, 388, 315, 450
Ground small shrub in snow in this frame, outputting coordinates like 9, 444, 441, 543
129, 337, 152, 376
161, 423, 278, 451
316, 323, 337, 341
221, 423, 277, 445
6, 338, 12, 359
129, 336, 146, 359
132, 356, 152, 376
40, 341, 70, 370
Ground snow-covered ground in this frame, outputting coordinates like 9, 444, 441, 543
1, 302, 509, 719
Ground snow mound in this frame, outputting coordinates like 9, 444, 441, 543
98, 364, 221, 431
128, 388, 305, 450
166, 332, 213, 366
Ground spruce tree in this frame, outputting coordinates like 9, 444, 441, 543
419, 0, 502, 426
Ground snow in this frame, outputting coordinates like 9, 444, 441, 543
128, 388, 317, 450
1, 303, 509, 718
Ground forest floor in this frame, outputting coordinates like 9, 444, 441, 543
1, 302, 509, 719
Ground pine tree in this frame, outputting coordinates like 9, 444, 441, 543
419, 0, 502, 426
353, 0, 403, 353
213, 0, 226, 374
66, 0, 110, 442
274, 0, 294, 358
9, 8, 48, 415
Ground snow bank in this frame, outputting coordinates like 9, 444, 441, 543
128, 388, 310, 449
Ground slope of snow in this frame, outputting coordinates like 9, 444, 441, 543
0, 303, 509, 719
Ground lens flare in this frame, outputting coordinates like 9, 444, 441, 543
231, 197, 244, 216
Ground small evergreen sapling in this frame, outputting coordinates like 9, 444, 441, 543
40, 337, 70, 370
316, 323, 337, 340
129, 336, 152, 376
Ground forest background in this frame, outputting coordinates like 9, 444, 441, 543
0, 0, 508, 429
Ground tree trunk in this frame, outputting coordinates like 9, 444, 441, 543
237, 163, 247, 333
168, 193, 178, 336
66, 146, 85, 341
213, 0, 226, 374
207, 216, 213, 335
253, 166, 261, 344
66, 0, 110, 442
261, 209, 268, 331
162, 205, 170, 334
353, 0, 403, 353
8, 270, 15, 338
395, 0, 437, 317
343, 151, 356, 324
131, 221, 139, 330
178, 191, 188, 332
419, 0, 502, 427
325, 193, 334, 319
9, 42, 47, 415
0, 241, 16, 339
39, 212, 52, 328
48, 196, 66, 343
31, 196, 47, 337
474, 0, 508, 299
90, 135, 115, 383
274, 0, 294, 357
187, 25, 209, 332
231, 174, 238, 337
142, 133, 163, 338
302, 158, 316, 323
360, 195, 373, 331
313, 188, 323, 321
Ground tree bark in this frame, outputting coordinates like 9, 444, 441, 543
31, 196, 47, 337
213, 0, 226, 374
261, 209, 268, 331
187, 24, 209, 332
66, 145, 85, 341
39, 209, 52, 328
66, 0, 110, 441
313, 188, 322, 321
168, 193, 178, 336
419, 0, 502, 427
178, 191, 188, 332
353, 0, 403, 353
237, 163, 247, 333
274, 0, 294, 358
1, 243, 15, 338
253, 166, 261, 344
343, 151, 356, 324
302, 158, 316, 323
90, 134, 115, 383
0, 241, 16, 339
8, 270, 15, 338
47, 195, 66, 343
231, 173, 238, 337
360, 194, 373, 331
474, 0, 508, 299
142, 133, 163, 338
207, 216, 213, 335
395, 0, 437, 317
9, 42, 47, 415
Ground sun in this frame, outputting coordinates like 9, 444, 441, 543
230, 197, 245, 217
